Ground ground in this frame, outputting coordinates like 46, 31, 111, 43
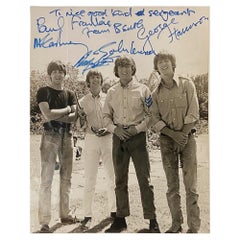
30, 133, 209, 233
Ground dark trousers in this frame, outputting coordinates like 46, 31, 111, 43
112, 132, 156, 219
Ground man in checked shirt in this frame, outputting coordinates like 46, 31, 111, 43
150, 51, 201, 233
103, 56, 160, 233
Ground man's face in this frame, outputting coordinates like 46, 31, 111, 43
118, 65, 133, 86
50, 70, 65, 85
88, 75, 102, 95
156, 58, 174, 77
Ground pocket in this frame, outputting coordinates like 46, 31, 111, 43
175, 93, 187, 108
131, 97, 142, 111
157, 98, 169, 112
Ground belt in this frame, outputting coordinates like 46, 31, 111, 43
44, 127, 71, 134
161, 129, 196, 137
115, 124, 136, 129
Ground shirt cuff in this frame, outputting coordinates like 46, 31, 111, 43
135, 121, 147, 133
107, 124, 116, 134
152, 121, 166, 132
184, 114, 199, 124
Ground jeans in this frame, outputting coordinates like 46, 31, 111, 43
38, 130, 73, 225
112, 132, 156, 219
160, 134, 201, 231
82, 133, 116, 217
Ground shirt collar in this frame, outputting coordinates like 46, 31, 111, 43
159, 73, 180, 87
120, 78, 134, 88
90, 92, 101, 99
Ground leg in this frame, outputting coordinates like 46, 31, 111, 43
181, 135, 201, 232
81, 134, 100, 217
38, 133, 59, 225
112, 134, 131, 217
130, 133, 156, 219
101, 135, 116, 214
160, 135, 183, 227
59, 133, 73, 218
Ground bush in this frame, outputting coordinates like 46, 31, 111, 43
30, 65, 208, 134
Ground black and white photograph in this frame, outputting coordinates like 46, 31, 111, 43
4, 1, 240, 240
29, 5, 210, 234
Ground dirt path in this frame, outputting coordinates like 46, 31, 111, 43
30, 134, 209, 233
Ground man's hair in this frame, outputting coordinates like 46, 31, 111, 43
47, 60, 66, 76
153, 51, 176, 73
114, 56, 136, 78
86, 70, 103, 88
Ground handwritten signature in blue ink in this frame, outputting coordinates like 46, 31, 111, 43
167, 16, 209, 43
36, 16, 64, 34
33, 30, 89, 49
137, 17, 178, 48
74, 40, 156, 74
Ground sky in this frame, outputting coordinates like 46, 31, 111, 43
30, 6, 209, 80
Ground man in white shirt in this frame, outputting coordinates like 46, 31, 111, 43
77, 70, 116, 228
103, 56, 160, 233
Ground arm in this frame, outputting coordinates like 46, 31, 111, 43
56, 104, 77, 123
38, 102, 72, 121
149, 90, 167, 132
184, 80, 199, 125
150, 90, 188, 146
164, 80, 199, 148
134, 87, 153, 133
103, 90, 131, 140
75, 101, 87, 129
103, 91, 116, 133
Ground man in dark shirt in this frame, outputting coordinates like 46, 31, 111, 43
36, 60, 79, 233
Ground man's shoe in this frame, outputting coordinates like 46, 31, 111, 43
105, 217, 127, 233
61, 215, 80, 224
187, 228, 198, 233
110, 212, 117, 218
39, 224, 52, 233
165, 225, 182, 233
80, 217, 92, 228
149, 219, 161, 233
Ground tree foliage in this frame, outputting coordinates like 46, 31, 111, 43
30, 64, 208, 134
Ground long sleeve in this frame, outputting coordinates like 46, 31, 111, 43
184, 80, 199, 124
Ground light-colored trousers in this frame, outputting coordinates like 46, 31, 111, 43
160, 134, 201, 232
82, 133, 116, 217
38, 131, 73, 225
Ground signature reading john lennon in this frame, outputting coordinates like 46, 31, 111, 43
74, 40, 156, 74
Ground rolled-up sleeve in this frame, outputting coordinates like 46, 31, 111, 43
135, 87, 152, 133
150, 89, 166, 132
184, 80, 199, 124
103, 91, 116, 133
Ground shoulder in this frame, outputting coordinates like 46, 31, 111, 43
37, 86, 48, 93
135, 81, 151, 94
178, 75, 191, 82
79, 93, 91, 104
107, 83, 119, 95
65, 89, 74, 96
178, 76, 196, 92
